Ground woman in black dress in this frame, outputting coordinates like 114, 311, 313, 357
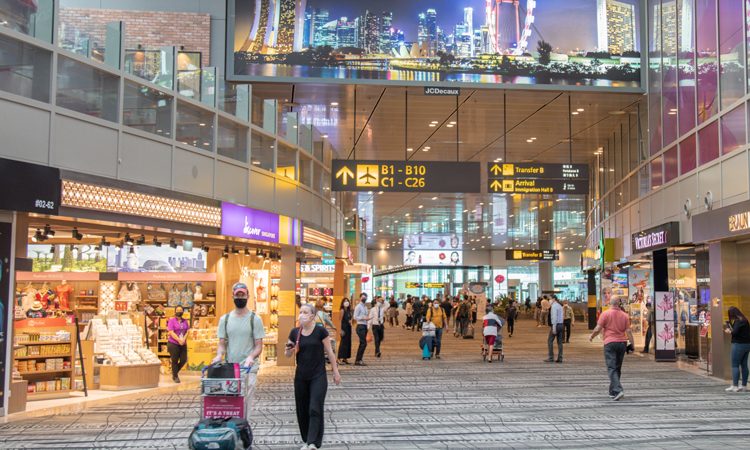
285, 304, 341, 450
337, 298, 352, 364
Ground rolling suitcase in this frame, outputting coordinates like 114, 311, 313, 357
189, 418, 252, 450
463, 324, 475, 339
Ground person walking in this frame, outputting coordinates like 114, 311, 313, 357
506, 301, 517, 338
337, 298, 352, 365
285, 303, 341, 450
425, 299, 447, 359
541, 296, 551, 326
562, 300, 575, 343
412, 297, 423, 331
545, 297, 564, 363
470, 298, 478, 325
456, 297, 471, 337
404, 298, 414, 330
388, 297, 399, 327
369, 296, 387, 358
441, 297, 453, 327
641, 302, 655, 353
167, 306, 189, 383
725, 306, 750, 392
353, 294, 370, 366
213, 282, 266, 416
525, 297, 532, 314
589, 298, 635, 401
535, 297, 543, 326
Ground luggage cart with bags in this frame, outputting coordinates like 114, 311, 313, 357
189, 363, 253, 450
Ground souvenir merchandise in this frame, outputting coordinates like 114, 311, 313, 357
55, 280, 73, 310
193, 284, 204, 302
117, 282, 142, 309
168, 284, 181, 307
90, 316, 160, 365
147, 283, 167, 301
181, 284, 194, 307
19, 282, 37, 313
25, 301, 47, 318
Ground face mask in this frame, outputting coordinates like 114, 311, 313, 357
434, 304, 440, 308
176, 312, 183, 318
343, 302, 350, 307
234, 297, 248, 309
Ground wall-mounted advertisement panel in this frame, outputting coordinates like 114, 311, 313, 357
27, 245, 207, 273
226, 0, 642, 90
403, 249, 462, 266
403, 234, 461, 250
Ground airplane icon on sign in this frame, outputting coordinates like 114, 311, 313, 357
356, 165, 379, 187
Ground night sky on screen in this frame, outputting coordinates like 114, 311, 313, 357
232, 0, 641, 53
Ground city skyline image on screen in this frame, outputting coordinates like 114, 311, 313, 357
227, 0, 642, 89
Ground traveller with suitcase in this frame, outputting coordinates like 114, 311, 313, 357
420, 322, 436, 360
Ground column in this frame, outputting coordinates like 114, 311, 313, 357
587, 269, 597, 330
652, 248, 675, 362
333, 259, 346, 312
538, 202, 554, 294
276, 244, 297, 367
708, 242, 737, 380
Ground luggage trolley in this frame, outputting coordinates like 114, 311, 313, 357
200, 365, 252, 420
481, 336, 504, 362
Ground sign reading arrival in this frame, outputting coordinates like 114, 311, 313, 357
631, 222, 680, 253
331, 160, 480, 193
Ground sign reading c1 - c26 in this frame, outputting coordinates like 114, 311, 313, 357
331, 160, 480, 193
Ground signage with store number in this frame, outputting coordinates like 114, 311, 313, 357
0, 157, 61, 214
332, 160, 480, 193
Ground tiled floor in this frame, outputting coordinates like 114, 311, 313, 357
1, 319, 749, 449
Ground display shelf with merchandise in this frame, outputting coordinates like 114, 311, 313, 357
13, 322, 77, 401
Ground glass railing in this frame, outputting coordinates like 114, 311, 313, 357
0, 0, 54, 43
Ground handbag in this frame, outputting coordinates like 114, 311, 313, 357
181, 284, 194, 308
366, 332, 373, 343
168, 284, 181, 307
147, 283, 166, 302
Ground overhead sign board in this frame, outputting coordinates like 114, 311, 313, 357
0, 157, 61, 215
406, 282, 445, 289
332, 160, 480, 193
424, 87, 460, 96
505, 249, 560, 261
404, 249, 462, 266
489, 179, 588, 194
487, 162, 589, 194
220, 202, 302, 246
403, 234, 461, 250
631, 222, 679, 253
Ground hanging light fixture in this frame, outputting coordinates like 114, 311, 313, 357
124, 233, 134, 245
169, 238, 178, 249
153, 236, 162, 247
71, 228, 83, 241
244, 248, 251, 256
222, 245, 230, 258
43, 224, 55, 238
136, 234, 146, 245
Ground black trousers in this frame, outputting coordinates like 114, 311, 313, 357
167, 342, 187, 377
507, 319, 515, 336
372, 324, 384, 355
643, 325, 653, 352
355, 324, 368, 362
563, 319, 572, 342
294, 373, 328, 448
548, 325, 564, 361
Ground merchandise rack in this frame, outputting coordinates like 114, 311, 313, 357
13, 323, 77, 400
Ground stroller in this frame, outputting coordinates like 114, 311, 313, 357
420, 322, 437, 360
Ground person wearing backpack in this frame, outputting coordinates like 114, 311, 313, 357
506, 301, 517, 338
426, 299, 447, 359
212, 282, 266, 418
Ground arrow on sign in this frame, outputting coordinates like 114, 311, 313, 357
336, 166, 355, 185
490, 164, 502, 176
490, 180, 502, 192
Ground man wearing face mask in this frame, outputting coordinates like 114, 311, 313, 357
368, 296, 387, 358
213, 282, 266, 417
353, 293, 370, 365
426, 299, 447, 359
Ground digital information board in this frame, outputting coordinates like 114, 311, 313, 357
332, 160, 480, 193
488, 163, 589, 195
505, 249, 560, 261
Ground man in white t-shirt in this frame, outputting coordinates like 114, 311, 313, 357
213, 282, 266, 417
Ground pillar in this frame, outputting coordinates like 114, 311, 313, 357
652, 248, 675, 362
538, 201, 554, 294
333, 259, 346, 312
276, 244, 297, 367
587, 269, 597, 329
708, 242, 737, 380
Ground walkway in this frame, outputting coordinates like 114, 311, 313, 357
1, 319, 749, 449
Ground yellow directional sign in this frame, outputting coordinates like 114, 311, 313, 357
490, 164, 502, 176
490, 180, 502, 192
503, 164, 514, 176
335, 166, 354, 185
503, 180, 515, 192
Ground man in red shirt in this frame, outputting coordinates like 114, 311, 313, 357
589, 298, 635, 401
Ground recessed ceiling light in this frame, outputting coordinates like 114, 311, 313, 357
330, 102, 338, 106
429, 123, 436, 127
422, 147, 429, 151
432, 196, 438, 200
431, 120, 439, 124
449, 121, 456, 125
405, 213, 410, 217
418, 205, 424, 209
571, 112, 579, 115
577, 108, 584, 112
446, 124, 454, 128
407, 147, 413, 152
321, 134, 328, 138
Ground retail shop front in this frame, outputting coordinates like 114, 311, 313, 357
692, 199, 750, 380
0, 159, 304, 415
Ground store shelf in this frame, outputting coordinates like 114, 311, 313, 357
19, 369, 73, 376
157, 353, 170, 357
16, 341, 71, 346
193, 300, 216, 303
27, 390, 72, 400
76, 295, 99, 298
15, 354, 71, 360
76, 307, 99, 311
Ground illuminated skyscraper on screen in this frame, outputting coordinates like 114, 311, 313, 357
597, 0, 637, 54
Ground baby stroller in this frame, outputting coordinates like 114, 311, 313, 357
420, 322, 436, 360
481, 332, 504, 363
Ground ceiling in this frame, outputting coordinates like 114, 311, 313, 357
251, 83, 644, 253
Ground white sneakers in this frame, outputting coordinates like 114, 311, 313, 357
725, 385, 746, 392
612, 392, 625, 401
300, 445, 318, 450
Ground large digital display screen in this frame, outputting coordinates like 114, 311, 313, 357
226, 0, 642, 90
404, 249, 462, 266
403, 234, 462, 250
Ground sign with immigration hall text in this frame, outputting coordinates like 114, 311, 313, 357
631, 222, 679, 253
489, 179, 588, 194
332, 160, 480, 193
505, 249, 559, 261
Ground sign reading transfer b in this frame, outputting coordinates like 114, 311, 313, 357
487, 163, 589, 194
331, 160, 480, 193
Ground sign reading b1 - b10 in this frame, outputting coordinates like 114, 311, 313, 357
331, 160, 480, 193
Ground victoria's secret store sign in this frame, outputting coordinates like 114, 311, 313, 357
631, 222, 679, 253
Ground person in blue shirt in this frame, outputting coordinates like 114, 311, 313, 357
545, 296, 564, 363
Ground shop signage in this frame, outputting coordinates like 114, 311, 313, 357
221, 202, 279, 243
487, 163, 588, 194
405, 282, 445, 289
505, 249, 559, 261
300, 264, 335, 273
631, 222, 679, 253
0, 158, 61, 215
424, 87, 460, 96
331, 160, 481, 193
693, 199, 750, 242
